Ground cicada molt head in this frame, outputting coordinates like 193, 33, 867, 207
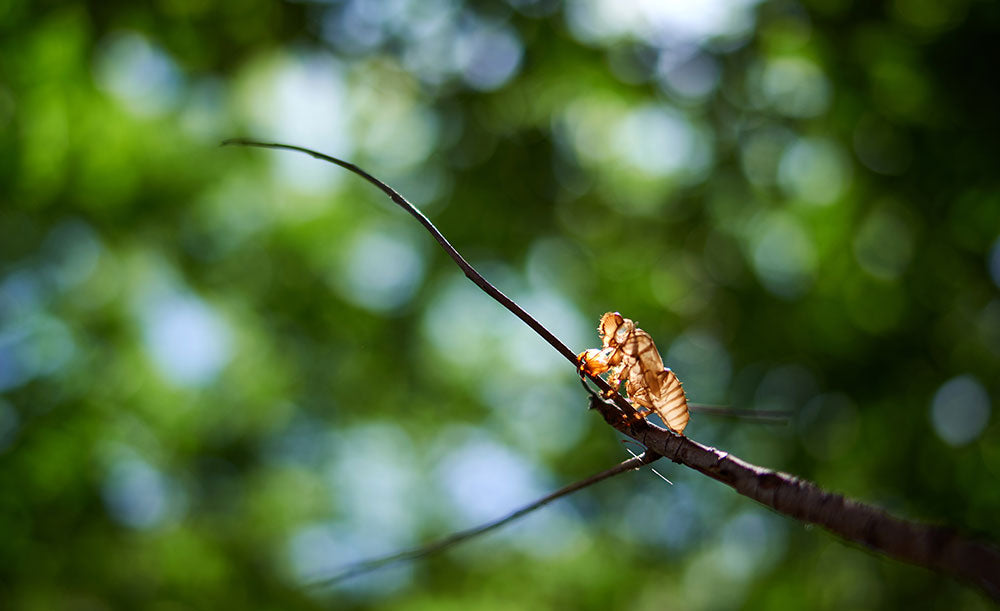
578, 348, 613, 376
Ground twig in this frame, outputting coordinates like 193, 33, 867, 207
310, 452, 659, 587
224, 140, 1000, 602
220, 139, 641, 419
687, 404, 790, 423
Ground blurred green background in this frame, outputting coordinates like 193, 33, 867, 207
2, 0, 999, 608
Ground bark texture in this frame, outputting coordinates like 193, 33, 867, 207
591, 397, 1000, 601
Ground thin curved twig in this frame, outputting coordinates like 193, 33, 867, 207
310, 452, 659, 586
221, 139, 640, 419
220, 140, 577, 363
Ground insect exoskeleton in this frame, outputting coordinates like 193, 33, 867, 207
578, 311, 690, 435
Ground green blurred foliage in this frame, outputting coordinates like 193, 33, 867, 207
1, 0, 999, 608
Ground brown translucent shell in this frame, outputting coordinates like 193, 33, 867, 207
578, 312, 690, 434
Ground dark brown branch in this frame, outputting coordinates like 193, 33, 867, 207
588, 394, 1000, 601
310, 452, 659, 586
224, 140, 1000, 602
